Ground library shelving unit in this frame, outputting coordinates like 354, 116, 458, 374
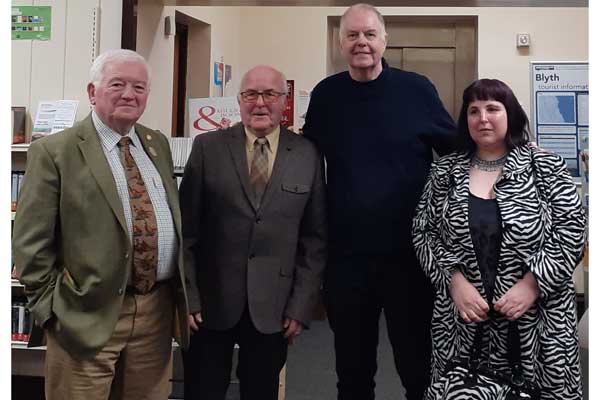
12, 144, 46, 400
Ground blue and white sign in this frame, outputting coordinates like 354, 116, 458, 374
531, 62, 588, 178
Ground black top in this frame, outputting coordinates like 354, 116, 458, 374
303, 60, 457, 257
468, 193, 503, 303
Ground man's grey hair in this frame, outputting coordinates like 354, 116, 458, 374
339, 3, 387, 41
239, 65, 288, 95
89, 49, 152, 87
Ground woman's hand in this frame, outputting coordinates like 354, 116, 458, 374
450, 270, 489, 323
494, 272, 540, 320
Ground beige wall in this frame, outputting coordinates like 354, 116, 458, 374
11, 0, 123, 136
174, 6, 242, 98
154, 6, 586, 123
136, 0, 175, 134
12, 4, 588, 136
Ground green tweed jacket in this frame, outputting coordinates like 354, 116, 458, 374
13, 114, 189, 360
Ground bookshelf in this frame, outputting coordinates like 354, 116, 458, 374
9, 136, 196, 399
11, 145, 42, 383
12, 278, 24, 288
12, 144, 30, 152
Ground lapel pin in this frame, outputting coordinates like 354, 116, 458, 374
146, 134, 152, 141
149, 147, 158, 157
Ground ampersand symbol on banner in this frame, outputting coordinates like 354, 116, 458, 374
193, 106, 223, 132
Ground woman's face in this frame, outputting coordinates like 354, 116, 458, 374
467, 99, 509, 153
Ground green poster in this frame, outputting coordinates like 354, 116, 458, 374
12, 6, 51, 41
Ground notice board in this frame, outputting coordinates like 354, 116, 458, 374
530, 62, 588, 178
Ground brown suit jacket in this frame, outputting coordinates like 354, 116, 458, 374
13, 114, 189, 359
180, 124, 327, 333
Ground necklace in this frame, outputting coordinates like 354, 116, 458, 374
471, 153, 508, 172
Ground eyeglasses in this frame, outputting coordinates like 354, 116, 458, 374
239, 90, 286, 104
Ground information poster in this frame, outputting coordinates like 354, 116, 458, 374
188, 97, 241, 138
531, 62, 588, 177
32, 100, 79, 140
214, 62, 224, 86
12, 6, 51, 40
296, 89, 311, 133
281, 80, 294, 129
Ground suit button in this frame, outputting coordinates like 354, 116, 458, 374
255, 217, 261, 224
118, 288, 124, 295
125, 253, 129, 259
249, 253, 255, 259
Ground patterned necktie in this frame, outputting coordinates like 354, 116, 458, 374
250, 137, 269, 205
118, 137, 158, 294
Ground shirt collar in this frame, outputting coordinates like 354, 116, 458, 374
244, 125, 280, 154
92, 111, 139, 152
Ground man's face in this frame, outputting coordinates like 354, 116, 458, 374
87, 61, 149, 134
340, 9, 387, 74
238, 67, 287, 137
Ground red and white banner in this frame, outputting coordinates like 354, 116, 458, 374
188, 97, 241, 138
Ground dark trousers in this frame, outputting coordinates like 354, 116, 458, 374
324, 255, 435, 400
182, 307, 287, 400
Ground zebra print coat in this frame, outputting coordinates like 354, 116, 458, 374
412, 144, 585, 400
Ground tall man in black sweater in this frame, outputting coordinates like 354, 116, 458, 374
302, 4, 456, 400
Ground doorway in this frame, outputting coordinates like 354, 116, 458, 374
172, 11, 211, 137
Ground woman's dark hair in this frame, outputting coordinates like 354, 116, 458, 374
456, 78, 531, 153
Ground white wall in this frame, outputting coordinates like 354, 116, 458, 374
174, 6, 242, 98
11, 0, 123, 138
136, 0, 175, 134
143, 6, 586, 123
13, 4, 588, 136
475, 7, 588, 115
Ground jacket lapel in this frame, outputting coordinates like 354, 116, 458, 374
227, 124, 257, 210
76, 115, 128, 236
259, 128, 293, 212
450, 153, 473, 249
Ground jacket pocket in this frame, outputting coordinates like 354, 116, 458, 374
279, 183, 310, 218
281, 183, 309, 194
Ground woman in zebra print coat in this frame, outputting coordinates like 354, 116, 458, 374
412, 79, 586, 400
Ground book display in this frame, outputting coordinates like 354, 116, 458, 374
12, 106, 27, 144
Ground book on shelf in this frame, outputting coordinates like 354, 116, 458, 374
11, 171, 25, 212
11, 173, 18, 211
12, 106, 26, 144
11, 301, 32, 343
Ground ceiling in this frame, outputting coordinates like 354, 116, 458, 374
160, 0, 587, 6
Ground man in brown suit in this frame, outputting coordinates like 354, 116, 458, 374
180, 65, 327, 400
13, 49, 189, 400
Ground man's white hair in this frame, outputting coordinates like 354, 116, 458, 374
89, 49, 152, 87
339, 3, 387, 41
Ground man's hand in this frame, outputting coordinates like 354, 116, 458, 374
494, 272, 540, 320
188, 312, 203, 333
450, 270, 489, 323
283, 318, 304, 344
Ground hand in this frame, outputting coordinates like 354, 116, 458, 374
450, 270, 489, 323
283, 318, 304, 344
188, 312, 203, 333
494, 272, 540, 320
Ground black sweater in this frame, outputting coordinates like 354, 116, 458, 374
303, 63, 456, 258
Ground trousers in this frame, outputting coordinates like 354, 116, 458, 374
324, 254, 435, 400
